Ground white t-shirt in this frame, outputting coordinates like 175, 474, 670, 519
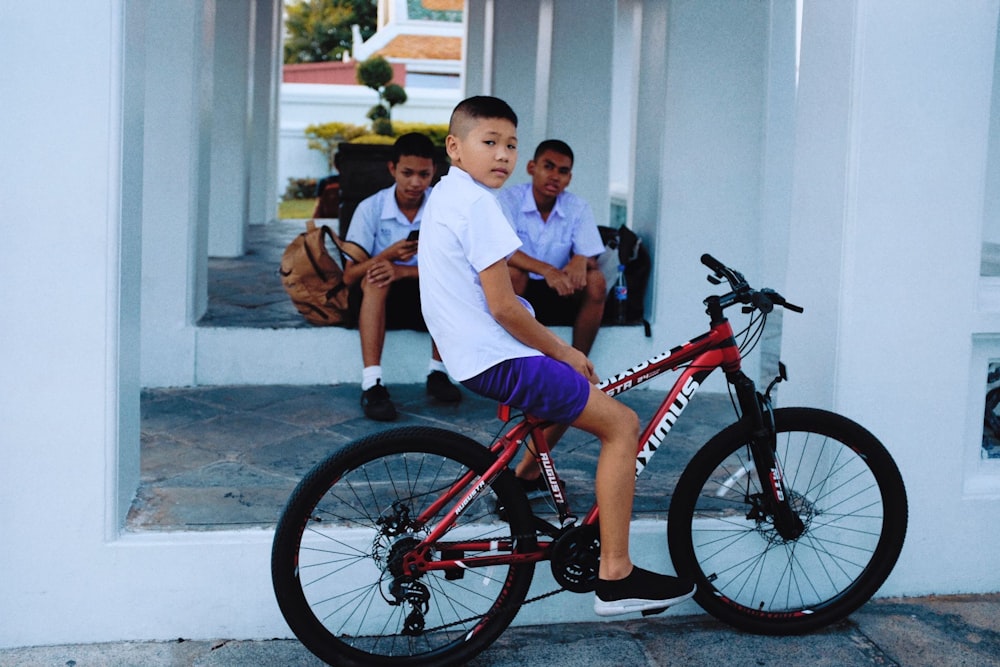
497, 182, 605, 280
345, 184, 426, 266
419, 168, 543, 381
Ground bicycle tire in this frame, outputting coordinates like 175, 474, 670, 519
668, 407, 907, 635
271, 426, 537, 667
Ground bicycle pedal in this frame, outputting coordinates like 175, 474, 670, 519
641, 606, 668, 617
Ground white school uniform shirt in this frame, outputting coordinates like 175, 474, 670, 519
345, 183, 427, 265
419, 168, 543, 381
497, 182, 605, 280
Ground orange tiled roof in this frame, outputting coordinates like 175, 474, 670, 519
376, 35, 462, 60
421, 0, 463, 11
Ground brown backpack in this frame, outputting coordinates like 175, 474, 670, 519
279, 220, 366, 326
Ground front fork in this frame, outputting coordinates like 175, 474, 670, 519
729, 366, 805, 540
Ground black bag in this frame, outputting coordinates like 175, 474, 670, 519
598, 225, 652, 336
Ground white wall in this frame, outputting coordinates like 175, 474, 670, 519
783, 0, 1000, 594
277, 83, 459, 190
646, 1, 794, 391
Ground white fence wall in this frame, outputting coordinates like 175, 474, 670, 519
277, 83, 461, 195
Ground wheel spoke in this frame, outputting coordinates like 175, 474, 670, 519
670, 408, 907, 634
272, 427, 536, 665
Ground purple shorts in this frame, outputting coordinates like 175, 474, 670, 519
461, 356, 592, 424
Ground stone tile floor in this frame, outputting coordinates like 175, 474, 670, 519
133, 220, 743, 531
132, 381, 737, 531
198, 220, 314, 329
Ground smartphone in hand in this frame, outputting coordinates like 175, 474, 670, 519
407, 229, 420, 242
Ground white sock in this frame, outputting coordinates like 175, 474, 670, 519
361, 365, 383, 391
428, 359, 447, 375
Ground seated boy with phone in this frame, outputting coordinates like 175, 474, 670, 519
342, 133, 461, 422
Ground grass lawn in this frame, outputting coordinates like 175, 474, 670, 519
277, 198, 317, 219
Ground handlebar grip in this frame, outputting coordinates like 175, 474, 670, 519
701, 253, 726, 274
784, 302, 805, 313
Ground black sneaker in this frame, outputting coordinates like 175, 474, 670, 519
593, 567, 696, 617
361, 381, 397, 422
426, 370, 462, 403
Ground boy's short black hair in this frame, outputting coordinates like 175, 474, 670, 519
392, 132, 435, 163
534, 139, 574, 164
449, 96, 519, 134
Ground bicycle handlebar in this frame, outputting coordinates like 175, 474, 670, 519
701, 253, 804, 316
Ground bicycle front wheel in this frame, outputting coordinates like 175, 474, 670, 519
668, 408, 907, 634
271, 426, 536, 667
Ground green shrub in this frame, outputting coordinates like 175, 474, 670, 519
356, 56, 407, 136
305, 122, 368, 171
282, 177, 318, 201
391, 122, 449, 146
304, 121, 450, 169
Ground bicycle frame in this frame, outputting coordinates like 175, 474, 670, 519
403, 313, 796, 579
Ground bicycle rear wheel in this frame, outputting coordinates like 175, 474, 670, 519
668, 408, 907, 634
271, 426, 536, 667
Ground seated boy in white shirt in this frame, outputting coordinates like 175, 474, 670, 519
419, 95, 695, 617
498, 139, 606, 356
343, 132, 461, 421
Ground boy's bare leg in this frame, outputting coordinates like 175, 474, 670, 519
570, 384, 641, 581
571, 266, 607, 355
514, 265, 606, 477
514, 423, 569, 479
359, 279, 389, 367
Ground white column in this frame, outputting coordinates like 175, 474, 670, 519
115, 0, 147, 525
140, 0, 215, 386
489, 1, 541, 151
646, 0, 787, 388
247, 0, 282, 226
0, 0, 130, 641
545, 0, 615, 226
783, 0, 1000, 593
208, 0, 253, 257
474, 0, 614, 224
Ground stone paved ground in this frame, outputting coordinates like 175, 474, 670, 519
132, 382, 736, 530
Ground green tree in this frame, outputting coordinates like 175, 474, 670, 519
283, 0, 377, 64
356, 55, 408, 135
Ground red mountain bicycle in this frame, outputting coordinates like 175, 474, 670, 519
271, 254, 908, 667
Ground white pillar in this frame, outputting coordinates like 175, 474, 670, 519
783, 0, 1000, 593
647, 1, 791, 389
248, 0, 282, 226
0, 0, 131, 640
545, 0, 615, 226
208, 0, 253, 257
464, 0, 615, 222
140, 0, 215, 386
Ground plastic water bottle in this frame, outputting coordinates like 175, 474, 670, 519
614, 264, 628, 325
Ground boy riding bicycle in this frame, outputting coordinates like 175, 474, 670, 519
419, 95, 695, 616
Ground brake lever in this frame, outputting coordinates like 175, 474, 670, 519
707, 275, 722, 285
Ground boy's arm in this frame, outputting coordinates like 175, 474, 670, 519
479, 260, 597, 382
343, 240, 418, 286
507, 250, 576, 296
563, 254, 592, 290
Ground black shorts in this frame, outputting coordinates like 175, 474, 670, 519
523, 279, 581, 326
348, 278, 428, 332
